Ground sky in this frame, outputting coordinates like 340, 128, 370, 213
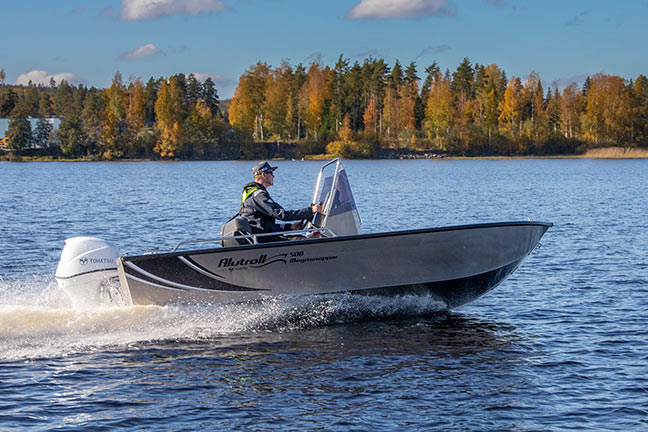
2, 0, 648, 99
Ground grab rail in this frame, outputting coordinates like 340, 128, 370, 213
171, 227, 337, 252
312, 158, 340, 206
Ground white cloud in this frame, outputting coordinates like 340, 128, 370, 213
192, 73, 233, 86
120, 43, 164, 60
120, 0, 229, 21
14, 70, 86, 86
346, 0, 456, 20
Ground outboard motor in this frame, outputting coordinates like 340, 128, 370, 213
55, 237, 126, 307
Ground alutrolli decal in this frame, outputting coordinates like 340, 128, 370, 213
218, 253, 287, 268
217, 251, 338, 270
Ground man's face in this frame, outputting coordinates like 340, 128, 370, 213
263, 170, 274, 186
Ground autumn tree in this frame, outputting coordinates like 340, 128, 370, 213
399, 62, 419, 135
520, 71, 546, 143
559, 83, 584, 139
424, 73, 454, 148
126, 78, 146, 131
154, 77, 184, 157
363, 94, 379, 138
585, 73, 632, 145
299, 62, 331, 141
229, 62, 270, 140
101, 72, 126, 158
263, 62, 293, 139
631, 75, 648, 146
498, 77, 522, 139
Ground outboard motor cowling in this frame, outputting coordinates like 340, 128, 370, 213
56, 237, 125, 307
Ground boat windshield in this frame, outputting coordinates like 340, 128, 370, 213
317, 169, 358, 217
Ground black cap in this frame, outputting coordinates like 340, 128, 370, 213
252, 161, 278, 175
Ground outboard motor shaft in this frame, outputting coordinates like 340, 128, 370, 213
56, 237, 127, 307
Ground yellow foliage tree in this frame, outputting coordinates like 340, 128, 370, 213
229, 62, 270, 140
299, 63, 331, 140
585, 73, 632, 145
263, 62, 293, 140
498, 77, 521, 138
363, 95, 379, 138
424, 73, 454, 143
126, 78, 146, 131
560, 83, 584, 139
154, 78, 184, 158
339, 115, 353, 142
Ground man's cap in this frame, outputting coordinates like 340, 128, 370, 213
252, 161, 278, 175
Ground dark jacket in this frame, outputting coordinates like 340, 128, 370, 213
239, 182, 313, 236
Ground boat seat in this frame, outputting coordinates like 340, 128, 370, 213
220, 217, 254, 247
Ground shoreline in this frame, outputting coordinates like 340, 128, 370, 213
2, 147, 647, 162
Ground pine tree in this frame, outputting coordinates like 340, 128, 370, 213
331, 54, 349, 133
81, 91, 103, 154
187, 73, 202, 107
202, 77, 220, 116
54, 80, 76, 118
58, 117, 87, 157
33, 118, 54, 148
7, 117, 32, 152
0, 87, 18, 117
38, 91, 54, 117
144, 77, 160, 123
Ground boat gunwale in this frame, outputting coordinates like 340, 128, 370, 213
122, 220, 553, 262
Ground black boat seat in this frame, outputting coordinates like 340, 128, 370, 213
220, 217, 254, 247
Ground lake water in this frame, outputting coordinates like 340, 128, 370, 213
0, 159, 646, 431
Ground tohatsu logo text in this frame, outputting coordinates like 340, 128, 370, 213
218, 253, 287, 269
79, 257, 114, 265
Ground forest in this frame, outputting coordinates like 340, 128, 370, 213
2, 56, 648, 160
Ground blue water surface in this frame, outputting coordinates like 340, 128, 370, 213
0, 159, 646, 431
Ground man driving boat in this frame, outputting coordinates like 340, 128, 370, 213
239, 161, 322, 241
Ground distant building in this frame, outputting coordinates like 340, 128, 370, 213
0, 117, 62, 138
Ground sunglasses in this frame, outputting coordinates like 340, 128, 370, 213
264, 171, 275, 176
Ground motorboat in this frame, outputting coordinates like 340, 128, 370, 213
56, 159, 552, 310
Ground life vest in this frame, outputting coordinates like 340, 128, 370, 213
241, 184, 260, 204
239, 182, 265, 216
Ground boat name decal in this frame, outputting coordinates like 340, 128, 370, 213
217, 252, 338, 269
218, 253, 287, 269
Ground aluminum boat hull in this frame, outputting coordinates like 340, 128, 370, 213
116, 221, 551, 309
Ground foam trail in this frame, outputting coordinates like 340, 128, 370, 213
0, 277, 446, 362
